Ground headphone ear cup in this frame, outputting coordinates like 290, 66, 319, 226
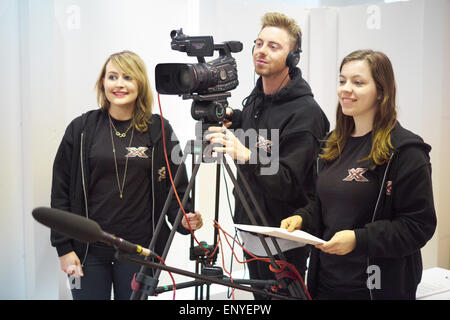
286, 50, 300, 70
286, 33, 302, 70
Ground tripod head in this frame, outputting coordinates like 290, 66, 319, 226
186, 92, 231, 124
185, 92, 231, 163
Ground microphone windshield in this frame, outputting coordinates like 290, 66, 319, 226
32, 207, 103, 243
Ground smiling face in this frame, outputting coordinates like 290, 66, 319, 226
103, 60, 139, 111
338, 59, 378, 122
253, 26, 293, 79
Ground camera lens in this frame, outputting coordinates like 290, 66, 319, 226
178, 68, 192, 89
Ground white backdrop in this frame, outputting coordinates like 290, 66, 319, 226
1, 0, 449, 299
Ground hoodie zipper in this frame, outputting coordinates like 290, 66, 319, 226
366, 152, 395, 300
316, 152, 395, 300
80, 132, 90, 266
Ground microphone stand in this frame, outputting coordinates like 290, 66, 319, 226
129, 121, 308, 301
117, 252, 296, 300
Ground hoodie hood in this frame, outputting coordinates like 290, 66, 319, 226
242, 67, 329, 141
390, 122, 432, 154
250, 68, 314, 104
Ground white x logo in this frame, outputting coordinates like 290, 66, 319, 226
255, 135, 272, 153
125, 147, 149, 158
343, 168, 369, 182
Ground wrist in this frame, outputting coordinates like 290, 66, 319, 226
295, 215, 303, 230
244, 149, 251, 163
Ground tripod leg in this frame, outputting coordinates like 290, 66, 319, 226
149, 150, 191, 253
220, 159, 280, 270
130, 149, 200, 300
213, 163, 221, 256
153, 163, 202, 289
221, 157, 308, 299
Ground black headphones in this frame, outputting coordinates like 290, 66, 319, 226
252, 32, 302, 71
285, 33, 302, 70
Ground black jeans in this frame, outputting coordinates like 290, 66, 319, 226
70, 244, 142, 300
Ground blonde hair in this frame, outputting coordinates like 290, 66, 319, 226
261, 12, 302, 49
95, 50, 154, 132
320, 50, 397, 167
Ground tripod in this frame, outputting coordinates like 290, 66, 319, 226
129, 119, 309, 300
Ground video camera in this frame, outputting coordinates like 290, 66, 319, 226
155, 29, 242, 124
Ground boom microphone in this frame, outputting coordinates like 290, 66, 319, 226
32, 207, 154, 257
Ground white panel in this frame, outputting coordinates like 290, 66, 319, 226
421, 0, 450, 269
21, 0, 63, 299
338, 0, 425, 133
309, 7, 339, 129
0, 0, 26, 299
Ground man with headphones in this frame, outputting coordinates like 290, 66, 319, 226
207, 12, 329, 299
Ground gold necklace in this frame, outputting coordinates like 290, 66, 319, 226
110, 118, 133, 138
109, 114, 134, 199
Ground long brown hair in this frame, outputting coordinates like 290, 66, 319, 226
95, 50, 153, 132
320, 49, 397, 166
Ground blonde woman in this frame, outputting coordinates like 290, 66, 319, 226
281, 50, 436, 300
51, 51, 202, 300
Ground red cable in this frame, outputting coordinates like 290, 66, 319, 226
157, 94, 311, 300
214, 220, 312, 300
217, 230, 235, 299
157, 93, 213, 258
154, 254, 176, 300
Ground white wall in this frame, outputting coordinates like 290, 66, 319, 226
1, 0, 26, 299
1, 0, 448, 299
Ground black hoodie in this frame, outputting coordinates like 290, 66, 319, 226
230, 67, 330, 228
296, 122, 437, 299
50, 109, 191, 264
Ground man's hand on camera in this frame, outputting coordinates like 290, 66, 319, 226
222, 107, 233, 128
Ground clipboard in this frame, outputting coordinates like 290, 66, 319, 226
234, 224, 325, 257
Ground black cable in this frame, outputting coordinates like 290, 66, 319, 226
221, 164, 248, 298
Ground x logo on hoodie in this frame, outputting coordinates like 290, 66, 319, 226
343, 168, 369, 182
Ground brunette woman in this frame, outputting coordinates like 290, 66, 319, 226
281, 50, 436, 300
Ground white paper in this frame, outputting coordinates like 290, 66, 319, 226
416, 267, 450, 299
237, 230, 305, 257
235, 224, 325, 257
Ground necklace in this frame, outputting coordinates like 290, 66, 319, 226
110, 117, 133, 138
108, 114, 134, 199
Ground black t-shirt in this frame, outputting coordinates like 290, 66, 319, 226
88, 113, 153, 247
315, 132, 379, 299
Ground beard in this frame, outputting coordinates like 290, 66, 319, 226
253, 55, 288, 78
